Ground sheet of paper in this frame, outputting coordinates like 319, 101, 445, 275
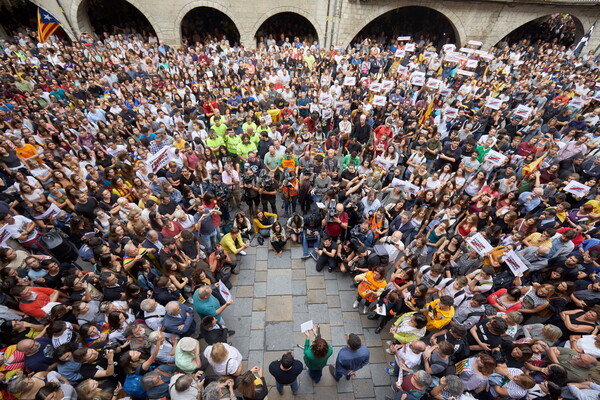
466, 233, 494, 256
504, 250, 528, 276
300, 320, 314, 333
375, 304, 387, 316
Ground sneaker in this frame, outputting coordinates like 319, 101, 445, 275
362, 305, 368, 314
328, 365, 339, 381
301, 254, 310, 259
352, 300, 359, 309
388, 361, 397, 368
385, 368, 396, 376
310, 252, 318, 261
367, 314, 379, 320
328, 267, 333, 273
239, 250, 247, 256
375, 327, 383, 334
227, 330, 236, 336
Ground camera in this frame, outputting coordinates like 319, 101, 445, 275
282, 170, 294, 188
241, 173, 253, 185
326, 200, 338, 224
216, 250, 225, 259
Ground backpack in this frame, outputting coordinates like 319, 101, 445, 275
124, 366, 156, 398
367, 244, 390, 267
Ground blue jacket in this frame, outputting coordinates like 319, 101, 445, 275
334, 345, 370, 376
163, 304, 196, 337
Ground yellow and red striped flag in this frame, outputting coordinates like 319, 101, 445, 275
37, 8, 61, 43
522, 154, 547, 176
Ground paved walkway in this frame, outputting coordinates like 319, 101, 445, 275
224, 241, 397, 400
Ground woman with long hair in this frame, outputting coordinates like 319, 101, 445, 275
302, 325, 332, 383
270, 221, 287, 256
234, 367, 269, 400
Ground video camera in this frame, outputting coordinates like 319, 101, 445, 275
283, 170, 294, 188
326, 199, 338, 224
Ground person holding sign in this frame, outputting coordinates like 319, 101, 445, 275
303, 324, 333, 383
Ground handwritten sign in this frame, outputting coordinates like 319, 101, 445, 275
466, 59, 479, 69
394, 49, 406, 58
410, 72, 426, 86
444, 107, 459, 119
372, 95, 387, 107
564, 180, 591, 196
468, 40, 483, 46
146, 146, 170, 174
504, 250, 528, 276
466, 233, 494, 256
485, 97, 503, 110
343, 76, 356, 86
397, 36, 411, 41
218, 280, 232, 302
485, 150, 507, 166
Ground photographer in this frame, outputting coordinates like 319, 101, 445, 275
323, 201, 349, 242
241, 168, 261, 216
281, 170, 299, 217
302, 209, 322, 260
208, 243, 236, 289
316, 234, 337, 273
258, 170, 279, 214
207, 173, 231, 221
350, 219, 375, 248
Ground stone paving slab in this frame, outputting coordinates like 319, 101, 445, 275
265, 321, 294, 350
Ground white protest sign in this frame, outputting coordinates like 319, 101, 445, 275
504, 250, 529, 276
593, 92, 600, 102
410, 71, 426, 86
466, 233, 494, 256
146, 146, 170, 174
466, 59, 479, 68
0, 225, 10, 248
442, 44, 456, 53
375, 304, 387, 316
485, 150, 508, 166
456, 69, 476, 77
391, 178, 408, 191
370, 82, 382, 93
397, 36, 411, 41
300, 320, 314, 333
468, 40, 483, 46
334, 101, 345, 111
423, 51, 436, 59
321, 108, 333, 119
218, 280, 232, 302
261, 113, 272, 124
444, 54, 458, 63
459, 47, 475, 54
426, 78, 442, 90
405, 43, 416, 52
444, 107, 459, 119
514, 104, 533, 119
564, 180, 591, 196
34, 203, 61, 220
343, 76, 356, 86
485, 97, 503, 110
405, 183, 420, 196
397, 65, 408, 74
394, 49, 406, 58
381, 80, 394, 91
569, 97, 585, 109
372, 95, 387, 107
319, 92, 332, 104
439, 88, 453, 97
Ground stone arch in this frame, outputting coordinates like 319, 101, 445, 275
0, 0, 77, 40
341, 1, 467, 48
71, 0, 160, 39
173, 1, 244, 46
485, 10, 587, 49
251, 7, 323, 44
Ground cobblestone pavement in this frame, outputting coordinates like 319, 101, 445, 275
222, 241, 397, 400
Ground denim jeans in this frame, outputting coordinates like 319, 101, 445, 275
302, 230, 320, 257
276, 379, 298, 394
201, 230, 219, 254
283, 195, 298, 215
307, 368, 323, 383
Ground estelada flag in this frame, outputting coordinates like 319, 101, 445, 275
419, 98, 434, 126
37, 8, 61, 43
522, 153, 547, 176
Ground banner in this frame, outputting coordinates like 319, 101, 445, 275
466, 233, 494, 256
504, 250, 528, 276
146, 146, 170, 174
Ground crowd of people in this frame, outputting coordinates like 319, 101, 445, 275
0, 12, 599, 400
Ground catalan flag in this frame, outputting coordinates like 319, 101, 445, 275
37, 8, 61, 43
522, 153, 547, 176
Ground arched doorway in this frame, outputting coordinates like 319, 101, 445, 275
180, 7, 240, 46
496, 14, 583, 47
78, 0, 156, 38
0, 0, 69, 39
350, 6, 457, 48
255, 12, 318, 47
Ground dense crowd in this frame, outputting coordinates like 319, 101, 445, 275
0, 16, 599, 400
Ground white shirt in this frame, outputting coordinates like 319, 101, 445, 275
144, 304, 166, 331
203, 343, 243, 376
395, 343, 422, 369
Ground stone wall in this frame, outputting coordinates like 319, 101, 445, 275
10, 0, 600, 52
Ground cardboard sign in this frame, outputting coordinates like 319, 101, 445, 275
146, 146, 170, 173
468, 40, 483, 46
485, 97, 503, 110
34, 203, 61, 220
466, 233, 494, 256
397, 65, 408, 74
423, 51, 436, 59
405, 43, 416, 52
564, 180, 591, 196
459, 47, 475, 54
410, 72, 426, 86
514, 104, 533, 119
426, 78, 442, 90
443, 44, 456, 53
343, 76, 356, 86
370, 82, 382, 93
466, 59, 479, 68
0, 225, 10, 248
504, 250, 529, 276
218, 280, 232, 302
397, 36, 411, 41
321, 108, 333, 119
485, 150, 507, 166
394, 49, 406, 58
444, 107, 459, 119
381, 80, 394, 90
261, 113, 272, 124
372, 95, 387, 107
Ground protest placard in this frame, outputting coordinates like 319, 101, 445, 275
397, 36, 411, 41
146, 146, 170, 173
369, 82, 382, 93
343, 76, 356, 86
485, 150, 507, 166
466, 59, 478, 68
372, 95, 387, 107
564, 180, 591, 196
466, 233, 494, 256
444, 107, 459, 119
485, 97, 502, 110
381, 80, 394, 90
514, 104, 533, 119
426, 78, 442, 90
504, 250, 528, 276
218, 280, 232, 302
405, 43, 415, 52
